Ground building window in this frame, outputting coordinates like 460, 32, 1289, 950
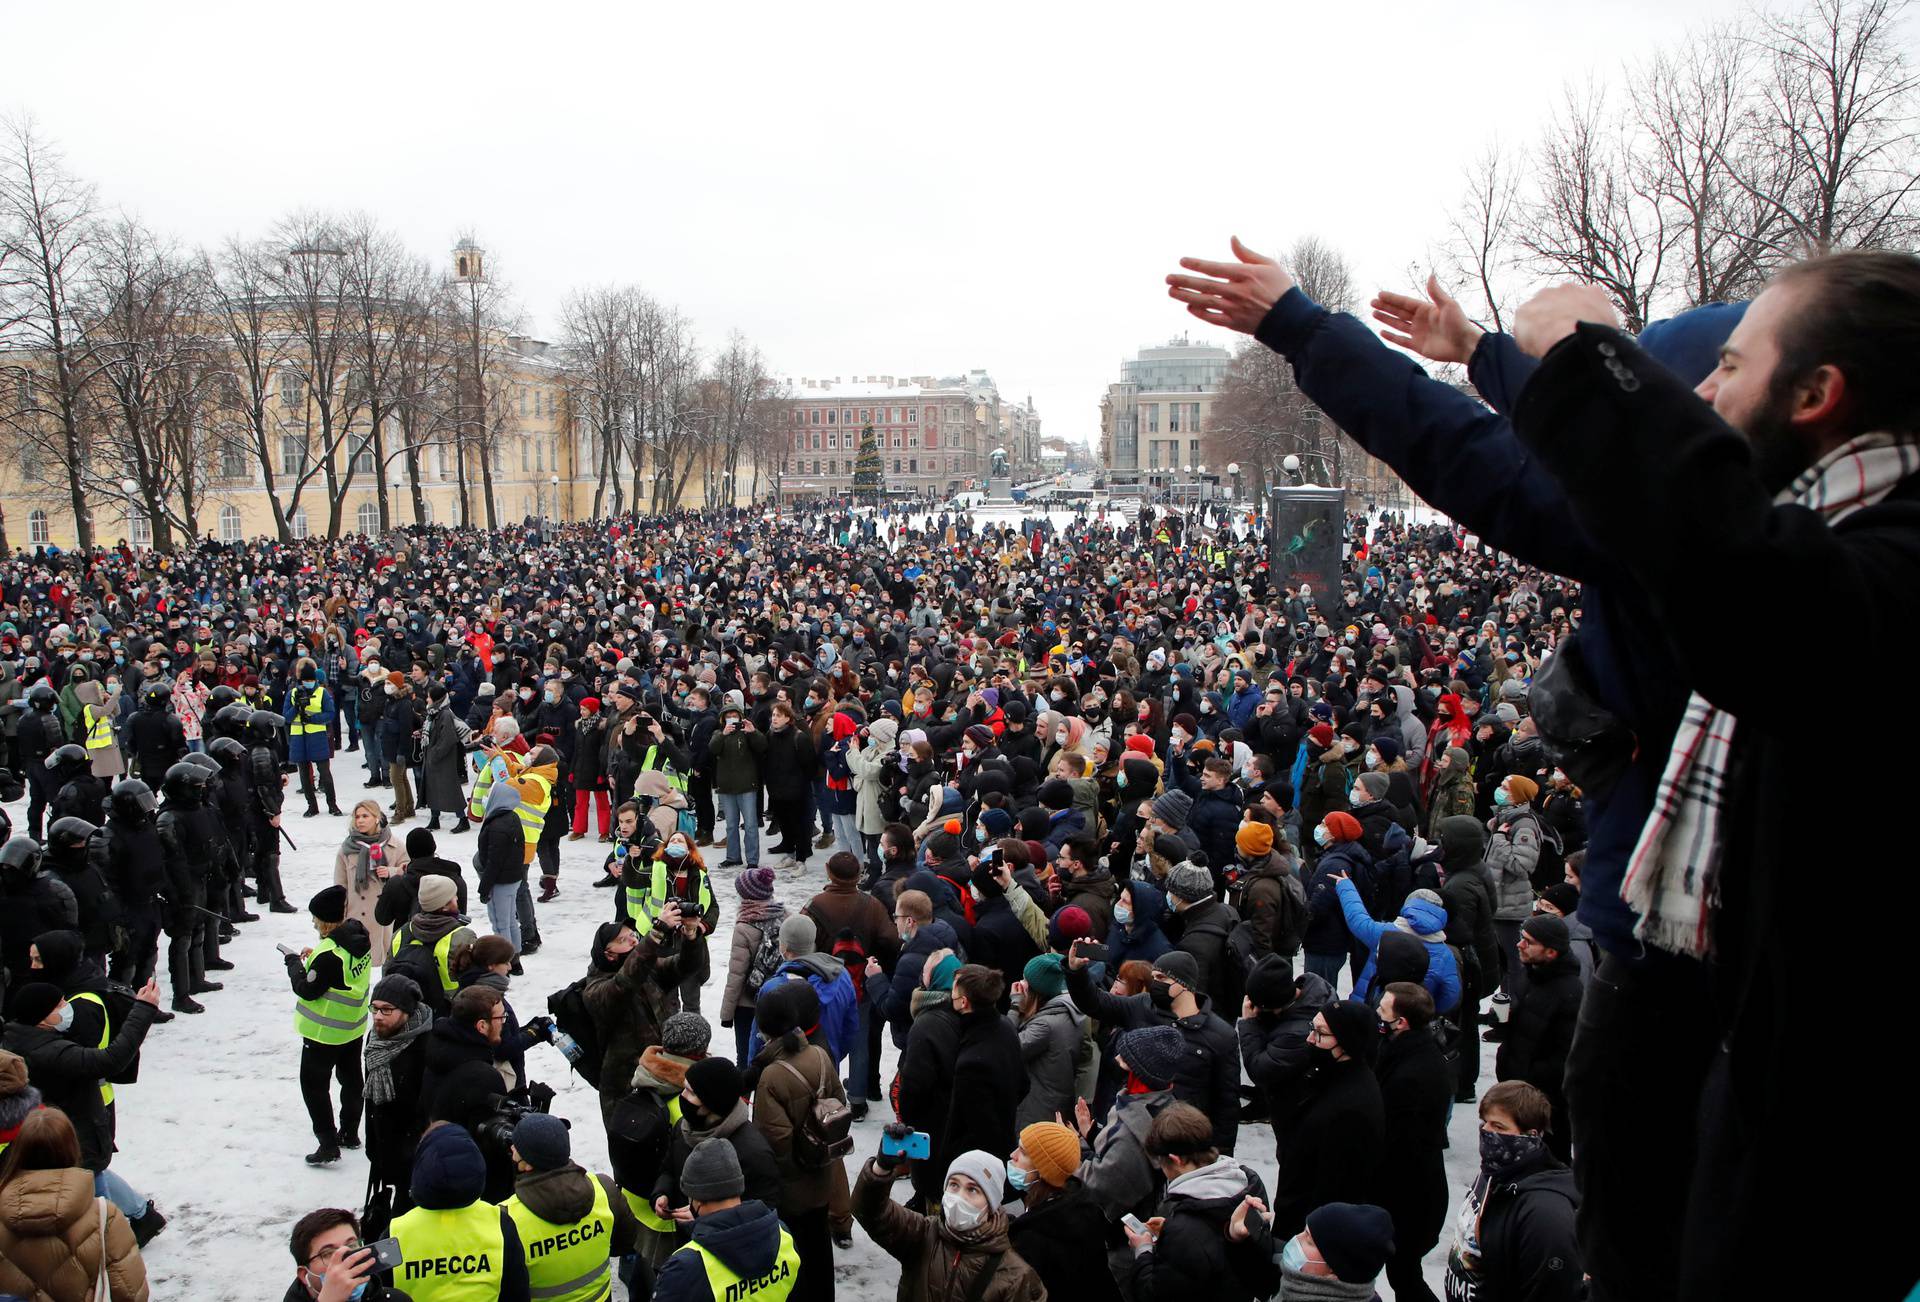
827, 431, 837, 450
535, 441, 544, 472
221, 443, 250, 480
290, 507, 308, 539
281, 435, 308, 477
890, 432, 901, 449
1169, 405, 1181, 433
437, 444, 449, 477
826, 409, 835, 425
28, 510, 50, 545
280, 371, 304, 410
810, 409, 820, 425
1148, 441, 1161, 470
828, 459, 837, 475
219, 505, 243, 541
352, 437, 376, 474
909, 433, 919, 448
893, 458, 901, 473
356, 501, 379, 535
521, 440, 531, 471
794, 432, 805, 451
1146, 404, 1159, 433
841, 409, 852, 425
860, 410, 871, 423
909, 408, 919, 423
946, 406, 959, 421
519, 389, 528, 418
127, 509, 151, 548
1190, 402, 1202, 433
811, 432, 821, 451
909, 458, 917, 474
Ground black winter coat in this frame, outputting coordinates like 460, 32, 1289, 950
102, 815, 165, 921
965, 893, 1039, 993
938, 1006, 1027, 1197
1064, 965, 1240, 1154
1234, 970, 1334, 1145
1, 999, 156, 1171
759, 725, 817, 801
1303, 841, 1368, 956
1007, 1179, 1124, 1302
376, 857, 469, 926
1130, 1161, 1275, 1302
1269, 1056, 1384, 1237
1166, 897, 1239, 1011
474, 806, 527, 897
1496, 951, 1582, 1115
1444, 1149, 1582, 1302
1376, 1024, 1455, 1252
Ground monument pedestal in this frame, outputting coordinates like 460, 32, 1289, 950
986, 475, 1013, 502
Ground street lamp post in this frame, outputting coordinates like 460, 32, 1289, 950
1282, 453, 1304, 486
549, 474, 560, 526
1227, 461, 1241, 501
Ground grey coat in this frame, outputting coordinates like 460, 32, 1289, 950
1484, 805, 1542, 921
1013, 994, 1087, 1131
417, 702, 469, 811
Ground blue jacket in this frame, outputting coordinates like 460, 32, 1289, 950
870, 918, 960, 1049
1107, 878, 1172, 968
1043, 806, 1087, 856
1254, 290, 1738, 956
754, 954, 858, 1065
1334, 877, 1461, 1014
1227, 684, 1262, 732
651, 1199, 786, 1302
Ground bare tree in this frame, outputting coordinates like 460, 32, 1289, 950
387, 274, 461, 528
699, 332, 778, 508
560, 286, 636, 519
625, 296, 702, 511
0, 117, 104, 548
203, 238, 299, 541
339, 216, 440, 531
1736, 0, 1920, 254
447, 233, 523, 529
1440, 142, 1523, 332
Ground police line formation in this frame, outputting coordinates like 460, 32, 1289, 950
0, 243, 1915, 1302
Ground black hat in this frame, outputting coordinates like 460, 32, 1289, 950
1320, 1000, 1380, 1065
754, 981, 821, 1041
8, 982, 64, 1027
308, 885, 349, 924
1038, 779, 1074, 811
1522, 913, 1572, 953
372, 974, 423, 1015
405, 828, 437, 859
1305, 1203, 1396, 1283
1151, 951, 1201, 989
1244, 955, 1295, 1010
684, 1056, 745, 1117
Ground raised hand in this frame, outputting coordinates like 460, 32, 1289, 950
1166, 238, 1297, 335
1370, 274, 1485, 365
1513, 283, 1621, 358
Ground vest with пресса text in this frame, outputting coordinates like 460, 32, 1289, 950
294, 936, 371, 1044
672, 1228, 800, 1302
391, 1201, 507, 1302
502, 1175, 615, 1302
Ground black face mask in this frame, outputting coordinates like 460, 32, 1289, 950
1148, 981, 1175, 1012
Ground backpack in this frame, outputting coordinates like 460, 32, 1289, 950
829, 930, 869, 1001
1529, 817, 1567, 894
386, 929, 451, 1018
744, 921, 786, 992
546, 976, 606, 1089
1182, 913, 1248, 1016
775, 1052, 855, 1169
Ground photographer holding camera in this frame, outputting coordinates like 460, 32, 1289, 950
581, 900, 711, 1124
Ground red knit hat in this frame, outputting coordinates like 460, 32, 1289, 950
1124, 734, 1155, 758
1308, 723, 1336, 750
1323, 811, 1363, 842
580, 697, 601, 713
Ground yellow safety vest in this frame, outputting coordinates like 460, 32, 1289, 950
290, 684, 328, 736
621, 1097, 683, 1234
502, 1176, 616, 1302
625, 859, 713, 932
83, 703, 114, 751
515, 772, 553, 850
391, 925, 462, 996
671, 1228, 800, 1302
469, 754, 506, 820
392, 1201, 508, 1302
69, 992, 113, 1105
294, 936, 371, 1044
641, 746, 688, 798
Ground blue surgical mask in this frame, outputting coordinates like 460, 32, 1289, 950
1313, 825, 1331, 848
1494, 787, 1511, 807
308, 1270, 368, 1302
666, 842, 688, 859
1280, 1235, 1309, 1274
1114, 905, 1132, 927
1006, 1163, 1034, 1191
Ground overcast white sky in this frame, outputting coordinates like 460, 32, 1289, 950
7, 0, 1764, 447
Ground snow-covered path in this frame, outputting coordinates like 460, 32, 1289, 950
5, 760, 1491, 1299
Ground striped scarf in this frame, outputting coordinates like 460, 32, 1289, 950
1624, 432, 1920, 956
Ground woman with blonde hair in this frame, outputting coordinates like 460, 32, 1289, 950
0, 1108, 149, 1301
334, 800, 410, 964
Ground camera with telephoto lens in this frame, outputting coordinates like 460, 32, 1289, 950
473, 1089, 552, 1160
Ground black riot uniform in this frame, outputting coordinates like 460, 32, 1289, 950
103, 779, 167, 989
17, 685, 63, 839
156, 762, 221, 1014
247, 711, 293, 911
44, 816, 122, 970
47, 743, 108, 827
126, 683, 187, 782
208, 737, 262, 923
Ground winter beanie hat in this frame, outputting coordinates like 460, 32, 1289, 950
1505, 775, 1540, 803
1308, 723, 1336, 750
405, 828, 437, 859
662, 1012, 712, 1059
1046, 907, 1093, 952
1022, 953, 1067, 1002
1522, 913, 1572, 952
1235, 821, 1274, 857
1151, 790, 1192, 830
1114, 1025, 1185, 1088
1124, 734, 1156, 759
372, 974, 423, 1015
980, 808, 1014, 839
778, 914, 817, 954
1541, 882, 1581, 917
1355, 772, 1391, 801
1018, 1122, 1081, 1188
1165, 862, 1213, 903
1245, 955, 1296, 1009
511, 1113, 571, 1172
1371, 735, 1402, 764
1323, 811, 1363, 842
684, 1057, 746, 1117
1307, 1203, 1397, 1283
1038, 779, 1074, 811
964, 724, 995, 750
735, 867, 776, 901
945, 1150, 1006, 1210
681, 1138, 746, 1201
308, 885, 348, 924
9, 984, 64, 1027
417, 875, 458, 913
1152, 951, 1201, 989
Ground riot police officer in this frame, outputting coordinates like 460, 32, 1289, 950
17, 684, 63, 839
102, 779, 166, 990
248, 710, 294, 912
47, 743, 107, 826
126, 682, 187, 781
208, 737, 262, 923
157, 762, 220, 1015
43, 817, 120, 972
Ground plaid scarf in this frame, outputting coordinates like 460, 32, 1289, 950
1624, 432, 1920, 956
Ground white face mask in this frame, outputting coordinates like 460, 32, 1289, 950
942, 1189, 987, 1231
1054, 729, 1068, 745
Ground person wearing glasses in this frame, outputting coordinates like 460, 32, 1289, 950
286, 1206, 414, 1301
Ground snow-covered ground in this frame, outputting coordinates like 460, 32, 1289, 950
9, 761, 1494, 1300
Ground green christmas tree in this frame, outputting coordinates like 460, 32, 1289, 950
852, 422, 883, 504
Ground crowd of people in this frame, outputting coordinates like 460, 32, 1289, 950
0, 241, 1912, 1301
